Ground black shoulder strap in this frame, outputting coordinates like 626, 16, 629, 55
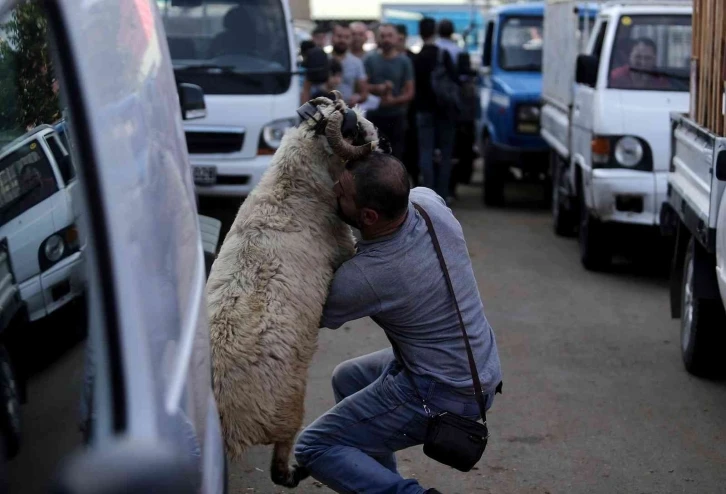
411, 202, 488, 423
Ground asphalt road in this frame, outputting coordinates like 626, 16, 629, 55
226, 180, 726, 494
4, 179, 726, 494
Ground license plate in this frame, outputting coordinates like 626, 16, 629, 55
193, 165, 217, 185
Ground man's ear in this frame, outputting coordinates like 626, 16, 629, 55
360, 208, 379, 227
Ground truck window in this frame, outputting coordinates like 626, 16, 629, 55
160, 0, 292, 95
45, 133, 76, 184
608, 15, 691, 91
0, 140, 59, 225
498, 16, 543, 72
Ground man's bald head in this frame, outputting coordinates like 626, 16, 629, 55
345, 152, 410, 220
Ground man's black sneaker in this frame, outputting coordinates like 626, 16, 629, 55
426, 490, 443, 494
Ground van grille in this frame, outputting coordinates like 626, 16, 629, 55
185, 131, 245, 154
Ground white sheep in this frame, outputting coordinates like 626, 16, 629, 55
206, 93, 379, 487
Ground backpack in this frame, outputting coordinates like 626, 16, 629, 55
430, 47, 461, 120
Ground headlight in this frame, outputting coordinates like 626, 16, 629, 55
262, 118, 298, 150
614, 136, 643, 168
517, 104, 540, 122
44, 234, 65, 263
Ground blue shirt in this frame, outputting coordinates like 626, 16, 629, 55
322, 188, 502, 392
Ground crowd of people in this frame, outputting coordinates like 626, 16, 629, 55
300, 20, 479, 206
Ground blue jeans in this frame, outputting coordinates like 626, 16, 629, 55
417, 112, 456, 199
294, 348, 495, 494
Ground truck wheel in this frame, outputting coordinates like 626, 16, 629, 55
483, 137, 504, 207
552, 154, 575, 236
579, 194, 611, 271
0, 346, 21, 459
680, 239, 726, 377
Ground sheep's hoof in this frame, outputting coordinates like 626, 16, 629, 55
270, 463, 310, 488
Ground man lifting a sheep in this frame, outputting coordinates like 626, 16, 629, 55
294, 151, 503, 494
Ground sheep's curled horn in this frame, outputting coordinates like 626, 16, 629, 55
324, 101, 376, 160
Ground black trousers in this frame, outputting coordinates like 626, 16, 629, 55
450, 121, 475, 195
402, 110, 420, 186
367, 113, 407, 163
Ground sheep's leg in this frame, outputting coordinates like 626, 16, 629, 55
270, 438, 309, 487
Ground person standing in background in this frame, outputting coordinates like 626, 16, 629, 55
301, 24, 369, 107
396, 23, 420, 186
350, 21, 369, 60
413, 17, 457, 203
364, 24, 415, 161
330, 23, 369, 106
436, 19, 468, 201
435, 19, 461, 64
312, 25, 328, 49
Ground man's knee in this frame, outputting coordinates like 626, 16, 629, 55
294, 427, 324, 467
331, 359, 356, 398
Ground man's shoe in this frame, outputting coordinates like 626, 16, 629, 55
426, 490, 443, 494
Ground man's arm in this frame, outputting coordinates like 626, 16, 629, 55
380, 58, 414, 107
350, 58, 369, 105
320, 261, 381, 329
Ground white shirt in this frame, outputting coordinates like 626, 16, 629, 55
436, 38, 462, 65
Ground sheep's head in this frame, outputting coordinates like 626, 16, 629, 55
298, 91, 379, 166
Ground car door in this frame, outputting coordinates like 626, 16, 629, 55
0, 0, 224, 492
571, 16, 609, 204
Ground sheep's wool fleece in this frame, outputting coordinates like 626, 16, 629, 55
206, 118, 359, 458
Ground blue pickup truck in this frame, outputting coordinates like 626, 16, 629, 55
479, 2, 547, 206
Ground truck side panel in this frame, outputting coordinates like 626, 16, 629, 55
542, 1, 580, 108
670, 115, 717, 232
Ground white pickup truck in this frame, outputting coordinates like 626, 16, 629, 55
662, 114, 726, 377
541, 0, 692, 270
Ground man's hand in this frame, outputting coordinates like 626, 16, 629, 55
348, 93, 362, 106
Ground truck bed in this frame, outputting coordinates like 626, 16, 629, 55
668, 112, 726, 251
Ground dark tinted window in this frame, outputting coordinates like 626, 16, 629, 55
161, 0, 292, 95
498, 16, 543, 72
0, 140, 59, 224
608, 15, 691, 91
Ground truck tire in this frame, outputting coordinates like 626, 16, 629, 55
578, 193, 612, 271
552, 153, 575, 236
0, 346, 21, 459
680, 238, 726, 377
483, 137, 504, 207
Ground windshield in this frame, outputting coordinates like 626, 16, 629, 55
158, 0, 292, 95
0, 138, 59, 225
608, 15, 691, 91
498, 16, 543, 72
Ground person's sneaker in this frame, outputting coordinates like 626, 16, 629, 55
426, 489, 443, 494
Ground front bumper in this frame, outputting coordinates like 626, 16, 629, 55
191, 154, 274, 198
589, 169, 667, 226
19, 250, 86, 322
490, 141, 549, 179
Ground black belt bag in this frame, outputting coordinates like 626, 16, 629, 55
393, 203, 497, 472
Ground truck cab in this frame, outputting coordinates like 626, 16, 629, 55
479, 2, 548, 206
543, 1, 692, 270
0, 124, 86, 322
160, 0, 300, 198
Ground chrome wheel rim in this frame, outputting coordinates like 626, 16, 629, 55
682, 255, 694, 352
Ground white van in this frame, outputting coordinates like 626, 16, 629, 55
159, 0, 300, 197
0, 124, 85, 321
542, 1, 692, 270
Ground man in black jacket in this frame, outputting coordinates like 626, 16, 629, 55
413, 18, 458, 203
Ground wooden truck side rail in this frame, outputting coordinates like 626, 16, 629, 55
691, 0, 726, 135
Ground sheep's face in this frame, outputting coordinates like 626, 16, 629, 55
300, 97, 380, 180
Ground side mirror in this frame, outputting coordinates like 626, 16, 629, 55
178, 83, 206, 120
304, 47, 329, 84
717, 150, 726, 181
575, 54, 598, 87
52, 439, 199, 494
